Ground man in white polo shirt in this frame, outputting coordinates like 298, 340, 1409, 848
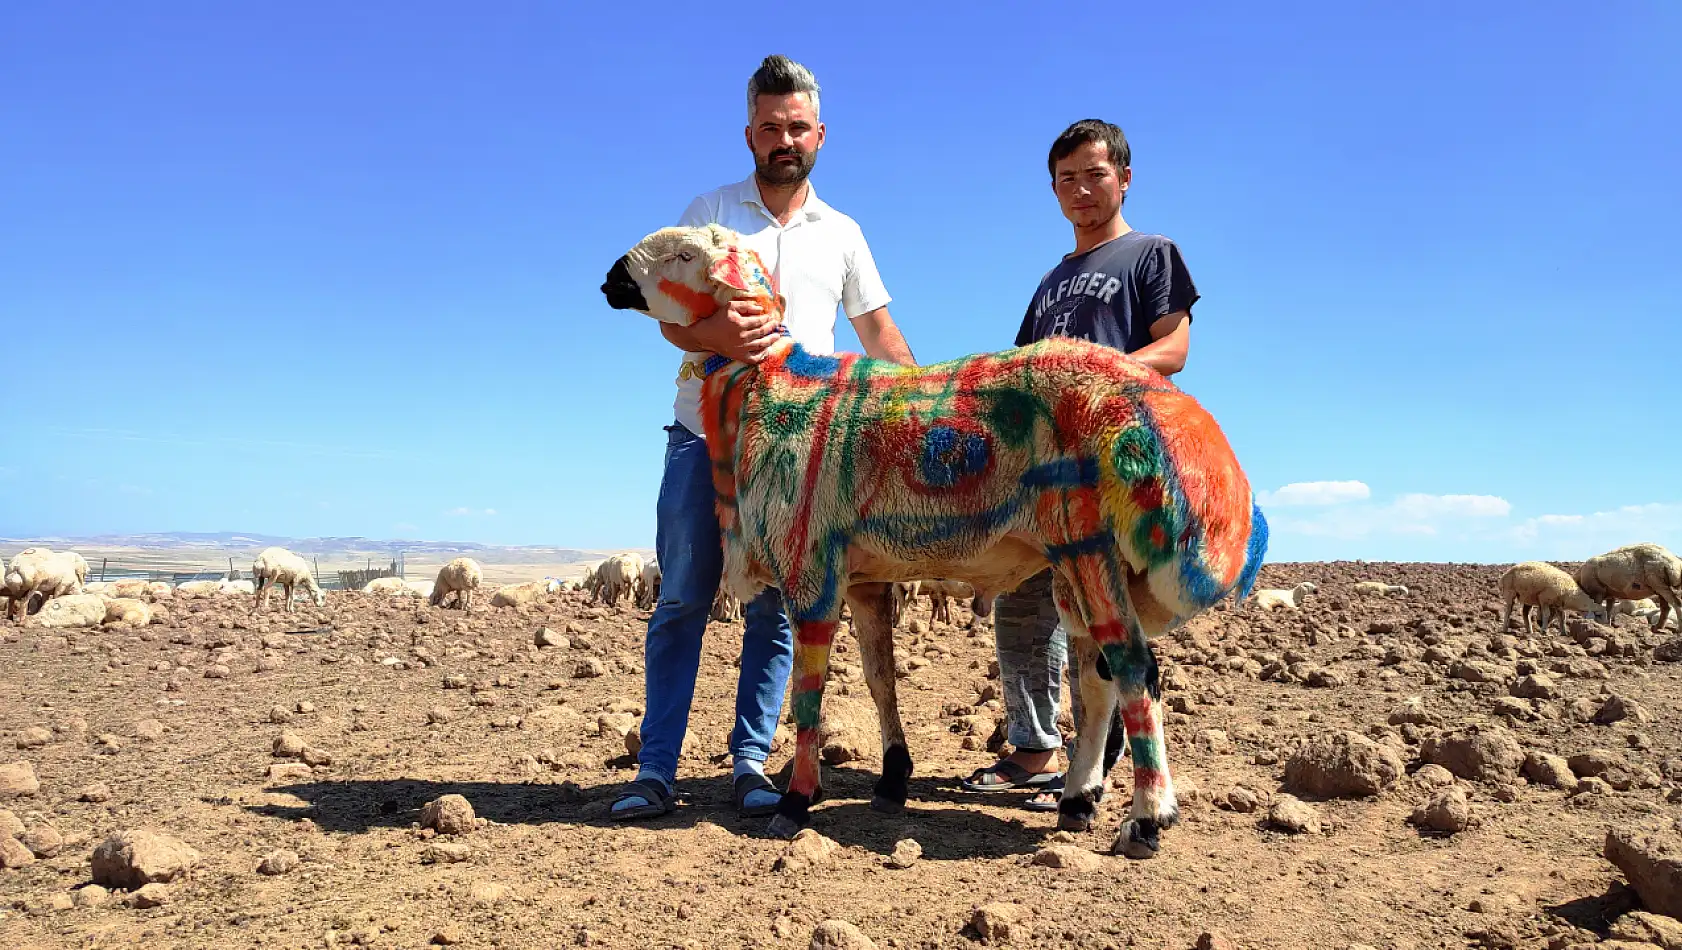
612, 54, 916, 821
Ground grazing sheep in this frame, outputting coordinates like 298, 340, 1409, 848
3, 547, 89, 621
1352, 581, 1409, 597
1252, 582, 1317, 611
590, 553, 643, 607
429, 557, 483, 610
490, 578, 561, 608
919, 578, 975, 625
252, 547, 326, 613
636, 560, 663, 610
602, 223, 1267, 857
1575, 543, 1682, 632
1499, 561, 1601, 637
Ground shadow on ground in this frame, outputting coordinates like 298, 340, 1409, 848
245, 765, 1091, 861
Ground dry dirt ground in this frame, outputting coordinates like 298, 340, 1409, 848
4, 562, 1682, 950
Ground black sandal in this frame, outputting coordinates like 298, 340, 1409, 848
961, 759, 1062, 793
733, 772, 781, 817
610, 778, 676, 821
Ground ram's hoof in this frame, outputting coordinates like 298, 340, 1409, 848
766, 814, 804, 840
869, 795, 904, 815
1112, 818, 1161, 859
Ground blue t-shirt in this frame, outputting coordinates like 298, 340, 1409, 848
1014, 231, 1199, 352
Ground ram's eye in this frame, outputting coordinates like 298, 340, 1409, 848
677, 250, 695, 262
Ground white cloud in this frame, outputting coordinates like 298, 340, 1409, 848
1262, 490, 1513, 541
484, 508, 498, 517
444, 507, 497, 517
1510, 503, 1682, 548
1391, 493, 1512, 519
1257, 480, 1371, 507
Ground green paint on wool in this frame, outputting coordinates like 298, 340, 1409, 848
1128, 734, 1165, 772
984, 388, 1044, 448
1131, 506, 1180, 568
1110, 425, 1162, 484
793, 690, 823, 729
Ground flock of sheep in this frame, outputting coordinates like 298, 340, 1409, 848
1249, 542, 1682, 637
6, 541, 1679, 644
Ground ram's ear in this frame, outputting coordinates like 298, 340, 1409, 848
707, 246, 754, 293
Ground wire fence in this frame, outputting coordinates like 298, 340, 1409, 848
73, 555, 406, 591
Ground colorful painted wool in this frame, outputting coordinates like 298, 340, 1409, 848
603, 224, 1268, 858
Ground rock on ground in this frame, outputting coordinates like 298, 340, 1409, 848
971, 903, 1028, 942
22, 825, 63, 858
810, 919, 878, 950
774, 829, 840, 872
1420, 726, 1524, 782
420, 794, 477, 835
1606, 829, 1682, 920
0, 835, 35, 868
0, 761, 40, 798
258, 849, 300, 875
90, 829, 200, 889
1283, 730, 1403, 798
885, 838, 922, 869
1523, 752, 1579, 791
1031, 844, 1103, 871
1610, 911, 1682, 949
1268, 795, 1323, 834
1410, 786, 1472, 835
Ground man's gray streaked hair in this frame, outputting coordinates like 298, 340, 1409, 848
747, 54, 820, 123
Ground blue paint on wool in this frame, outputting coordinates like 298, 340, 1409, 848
1020, 458, 1098, 489
1045, 528, 1118, 564
784, 344, 841, 379
1236, 500, 1269, 600
918, 426, 990, 487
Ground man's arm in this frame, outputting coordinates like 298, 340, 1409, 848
660, 305, 783, 364
1129, 311, 1191, 376
852, 306, 916, 366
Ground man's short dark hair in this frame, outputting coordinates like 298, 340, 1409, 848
747, 54, 821, 122
1047, 119, 1131, 178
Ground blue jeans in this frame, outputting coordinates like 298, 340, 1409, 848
637, 421, 795, 787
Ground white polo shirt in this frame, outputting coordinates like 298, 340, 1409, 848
670, 175, 892, 437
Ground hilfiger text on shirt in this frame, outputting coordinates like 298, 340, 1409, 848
1034, 271, 1125, 318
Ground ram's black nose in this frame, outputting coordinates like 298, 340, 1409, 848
601, 257, 648, 311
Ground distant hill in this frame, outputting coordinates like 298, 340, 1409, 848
0, 532, 648, 567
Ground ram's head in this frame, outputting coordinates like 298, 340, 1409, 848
601, 224, 776, 326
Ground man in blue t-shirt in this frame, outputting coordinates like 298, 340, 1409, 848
961, 118, 1199, 811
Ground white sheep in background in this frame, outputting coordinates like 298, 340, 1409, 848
1352, 581, 1409, 597
490, 578, 562, 608
1499, 560, 1601, 637
1252, 581, 1317, 611
3, 547, 89, 621
1576, 543, 1682, 632
636, 560, 662, 610
363, 576, 420, 597
889, 580, 921, 628
919, 578, 975, 625
252, 547, 326, 612
429, 557, 483, 610
591, 553, 643, 607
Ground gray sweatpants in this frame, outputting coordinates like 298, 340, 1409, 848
993, 570, 1084, 753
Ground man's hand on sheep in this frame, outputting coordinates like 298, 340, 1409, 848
662, 299, 784, 366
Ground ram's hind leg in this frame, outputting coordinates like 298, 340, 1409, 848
769, 603, 842, 839
847, 582, 912, 814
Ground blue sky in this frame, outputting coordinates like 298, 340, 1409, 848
2, 2, 1677, 563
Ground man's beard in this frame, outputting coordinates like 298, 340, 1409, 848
755, 146, 817, 185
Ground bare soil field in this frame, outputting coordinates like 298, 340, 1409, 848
4, 561, 1682, 950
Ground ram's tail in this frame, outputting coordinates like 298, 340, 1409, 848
1235, 499, 1269, 601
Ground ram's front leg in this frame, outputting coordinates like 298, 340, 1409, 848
768, 611, 840, 839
